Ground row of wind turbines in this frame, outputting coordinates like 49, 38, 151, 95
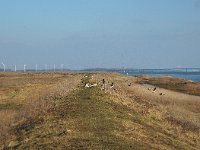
1, 62, 64, 72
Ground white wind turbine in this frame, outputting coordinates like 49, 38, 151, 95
61, 64, 64, 72
1, 62, 5, 72
24, 64, 26, 72
35, 64, 38, 72
54, 64, 56, 72
45, 64, 47, 72
14, 64, 17, 72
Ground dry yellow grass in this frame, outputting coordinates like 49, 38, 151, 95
1, 72, 200, 149
0, 110, 17, 146
0, 72, 82, 147
92, 73, 200, 149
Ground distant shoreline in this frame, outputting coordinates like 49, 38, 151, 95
1, 68, 200, 82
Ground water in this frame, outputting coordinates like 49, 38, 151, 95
118, 70, 200, 82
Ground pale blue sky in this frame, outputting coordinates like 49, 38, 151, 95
0, 0, 200, 69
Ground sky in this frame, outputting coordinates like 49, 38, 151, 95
0, 0, 200, 69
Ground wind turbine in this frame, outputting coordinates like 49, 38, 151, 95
35, 64, 38, 72
1, 62, 5, 72
45, 64, 47, 72
54, 64, 56, 72
24, 64, 26, 72
61, 64, 64, 72
14, 64, 17, 72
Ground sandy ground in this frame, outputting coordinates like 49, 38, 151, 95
126, 82, 200, 104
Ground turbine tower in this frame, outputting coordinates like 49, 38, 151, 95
14, 64, 17, 72
45, 64, 47, 72
35, 64, 38, 72
1, 62, 5, 72
24, 64, 26, 72
54, 64, 56, 72
61, 64, 64, 72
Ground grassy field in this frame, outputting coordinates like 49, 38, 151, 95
0, 72, 200, 149
0, 72, 81, 148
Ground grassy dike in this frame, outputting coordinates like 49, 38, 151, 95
13, 75, 148, 149
8, 73, 199, 150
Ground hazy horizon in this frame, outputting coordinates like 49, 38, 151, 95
1, 0, 200, 70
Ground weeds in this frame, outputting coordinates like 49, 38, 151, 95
166, 116, 200, 133
0, 72, 81, 147
0, 110, 16, 146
